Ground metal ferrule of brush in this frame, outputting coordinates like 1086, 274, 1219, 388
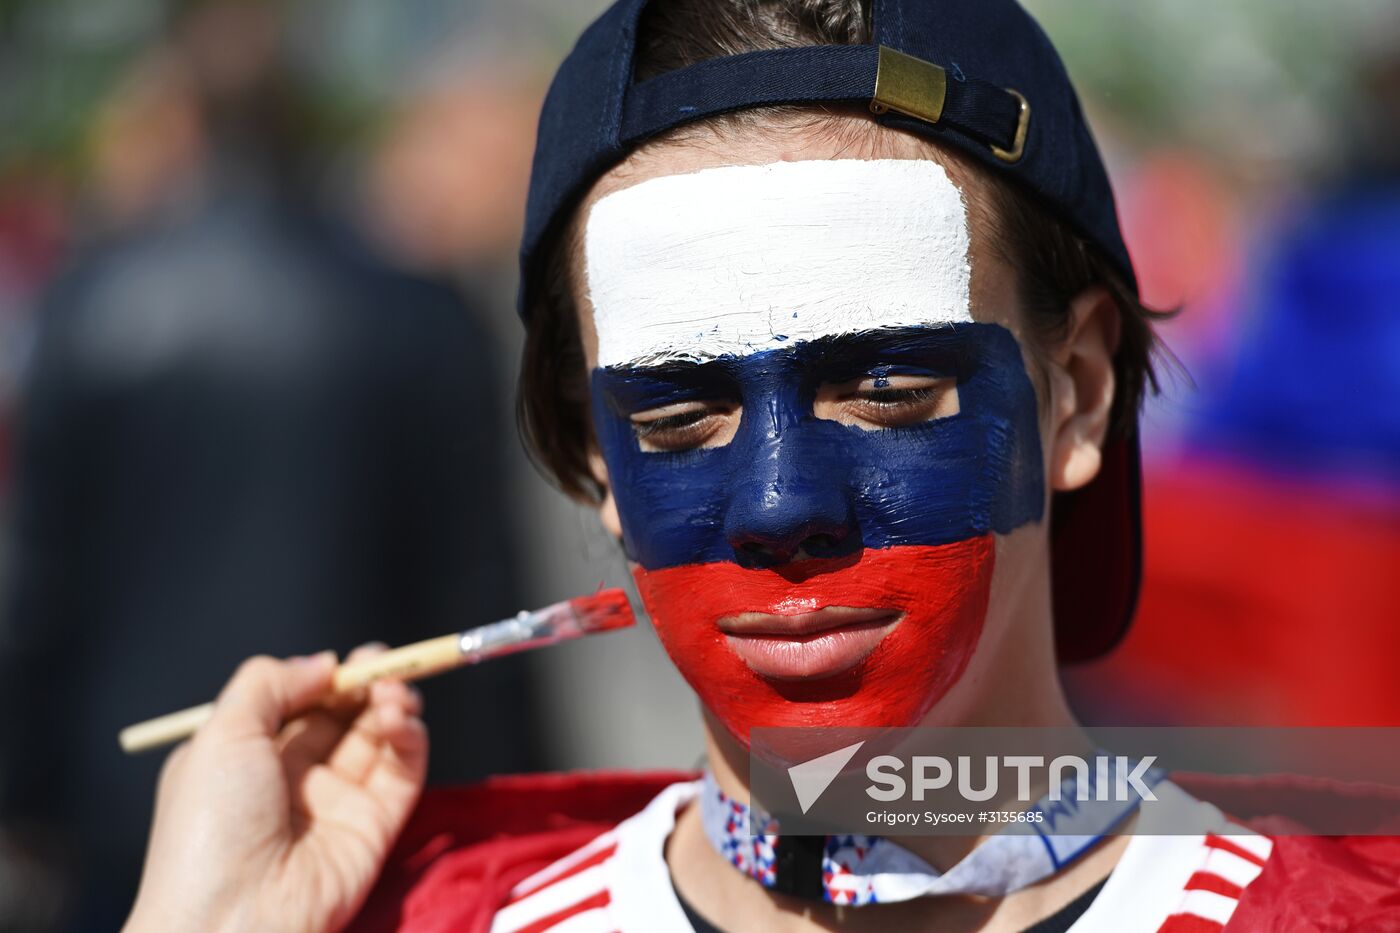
458, 606, 571, 660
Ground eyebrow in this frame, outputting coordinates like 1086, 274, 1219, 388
592, 359, 739, 412
600, 325, 974, 386
799, 324, 967, 357
605, 324, 970, 369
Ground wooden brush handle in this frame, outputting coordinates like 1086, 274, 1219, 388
119, 634, 464, 755
331, 634, 462, 690
119, 703, 217, 754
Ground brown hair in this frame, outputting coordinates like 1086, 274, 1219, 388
518, 0, 1167, 502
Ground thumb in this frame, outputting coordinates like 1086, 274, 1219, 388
208, 651, 338, 742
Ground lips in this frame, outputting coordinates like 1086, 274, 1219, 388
719, 607, 901, 680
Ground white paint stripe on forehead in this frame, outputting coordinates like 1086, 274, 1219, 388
584, 158, 971, 369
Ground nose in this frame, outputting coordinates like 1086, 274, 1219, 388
728, 513, 854, 567
723, 422, 856, 568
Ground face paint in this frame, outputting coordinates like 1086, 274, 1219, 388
635, 540, 993, 731
586, 159, 972, 368
584, 160, 1044, 744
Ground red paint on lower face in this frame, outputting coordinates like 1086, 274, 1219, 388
632, 536, 994, 746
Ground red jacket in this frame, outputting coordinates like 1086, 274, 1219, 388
351, 771, 1400, 933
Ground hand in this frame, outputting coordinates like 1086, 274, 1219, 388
124, 647, 429, 933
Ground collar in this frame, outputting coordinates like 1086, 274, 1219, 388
698, 759, 1166, 905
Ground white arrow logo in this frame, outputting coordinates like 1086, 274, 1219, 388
787, 741, 866, 814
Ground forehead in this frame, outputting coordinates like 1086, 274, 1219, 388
583, 158, 974, 370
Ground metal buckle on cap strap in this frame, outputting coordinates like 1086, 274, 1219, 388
870, 45, 946, 125
991, 89, 1030, 163
870, 45, 1030, 164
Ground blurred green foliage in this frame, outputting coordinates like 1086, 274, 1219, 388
0, 0, 1392, 178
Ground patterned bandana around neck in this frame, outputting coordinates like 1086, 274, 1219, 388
698, 759, 1166, 906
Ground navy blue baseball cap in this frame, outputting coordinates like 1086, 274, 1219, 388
518, 0, 1143, 663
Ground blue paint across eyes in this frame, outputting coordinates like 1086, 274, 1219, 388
590, 323, 1044, 571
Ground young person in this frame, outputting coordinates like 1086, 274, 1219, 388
124, 2, 1400, 931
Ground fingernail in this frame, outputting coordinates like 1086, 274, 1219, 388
296, 649, 336, 669
359, 641, 389, 652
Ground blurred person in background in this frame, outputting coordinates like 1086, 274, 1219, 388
1065, 10, 1400, 727
365, 62, 539, 287
0, 1, 535, 928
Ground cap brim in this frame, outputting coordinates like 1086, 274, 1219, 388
1051, 430, 1143, 663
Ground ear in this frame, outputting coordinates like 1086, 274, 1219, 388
587, 447, 624, 540
1047, 285, 1120, 492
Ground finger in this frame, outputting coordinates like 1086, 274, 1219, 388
208, 651, 337, 742
279, 708, 356, 785
374, 679, 422, 721
364, 708, 429, 832
319, 642, 389, 716
278, 643, 389, 771
323, 680, 419, 785
402, 683, 424, 719
294, 710, 428, 849
371, 691, 429, 792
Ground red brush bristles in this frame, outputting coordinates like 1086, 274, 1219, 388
567, 587, 636, 633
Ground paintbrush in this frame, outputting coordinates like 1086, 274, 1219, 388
118, 588, 635, 755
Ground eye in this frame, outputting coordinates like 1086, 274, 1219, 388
814, 374, 959, 429
629, 402, 739, 452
